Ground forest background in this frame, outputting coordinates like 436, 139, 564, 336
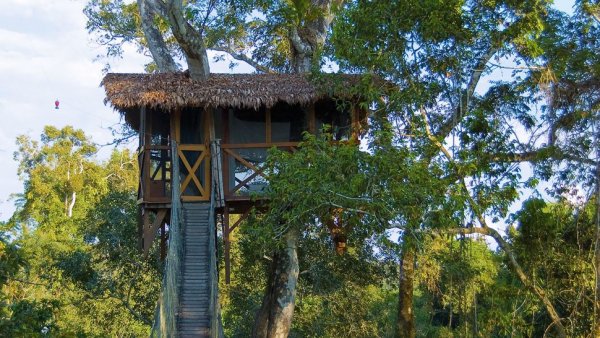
1, 0, 599, 337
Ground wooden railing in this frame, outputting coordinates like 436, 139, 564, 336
138, 145, 172, 204
221, 142, 298, 198
178, 144, 210, 201
139, 141, 299, 204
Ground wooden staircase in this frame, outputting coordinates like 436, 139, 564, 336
178, 202, 212, 337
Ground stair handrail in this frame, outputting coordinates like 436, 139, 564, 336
208, 168, 220, 337
151, 140, 183, 337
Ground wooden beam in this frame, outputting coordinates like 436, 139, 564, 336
220, 142, 300, 149
140, 107, 146, 147
266, 108, 272, 143
229, 208, 251, 233
223, 148, 263, 176
143, 111, 152, 201
308, 104, 316, 134
174, 109, 181, 143
231, 169, 266, 194
143, 209, 167, 256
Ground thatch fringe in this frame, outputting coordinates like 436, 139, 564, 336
101, 72, 370, 112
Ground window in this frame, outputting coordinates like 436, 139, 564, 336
271, 102, 307, 142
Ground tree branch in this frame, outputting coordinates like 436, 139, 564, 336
437, 47, 498, 138
492, 149, 597, 166
421, 109, 568, 337
210, 46, 276, 74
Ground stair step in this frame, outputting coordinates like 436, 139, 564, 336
179, 202, 214, 336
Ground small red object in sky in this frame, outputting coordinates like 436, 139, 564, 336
55, 99, 60, 109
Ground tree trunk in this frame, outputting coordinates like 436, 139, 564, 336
397, 239, 416, 338
288, 0, 343, 73
137, 0, 178, 72
67, 191, 76, 218
252, 3, 343, 335
164, 0, 210, 80
253, 230, 299, 338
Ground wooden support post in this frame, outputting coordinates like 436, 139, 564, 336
143, 209, 167, 256
171, 109, 181, 200
223, 110, 230, 196
308, 104, 316, 134
266, 108, 272, 143
139, 107, 147, 202
223, 208, 231, 284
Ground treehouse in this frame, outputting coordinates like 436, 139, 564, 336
101, 72, 370, 336
103, 73, 368, 242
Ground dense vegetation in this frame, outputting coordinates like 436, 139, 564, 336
1, 0, 599, 337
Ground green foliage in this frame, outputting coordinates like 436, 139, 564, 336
510, 198, 595, 336
3, 126, 159, 336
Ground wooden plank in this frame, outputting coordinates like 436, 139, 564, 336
143, 147, 151, 203
229, 208, 251, 233
231, 169, 265, 194
182, 195, 209, 202
178, 150, 195, 193
140, 107, 146, 147
190, 152, 208, 196
179, 144, 207, 151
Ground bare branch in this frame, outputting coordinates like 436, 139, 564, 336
210, 46, 276, 74
492, 149, 597, 166
437, 47, 498, 138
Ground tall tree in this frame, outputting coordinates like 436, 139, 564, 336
327, 0, 600, 336
6, 127, 160, 336
86, 1, 345, 336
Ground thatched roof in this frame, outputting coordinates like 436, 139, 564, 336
101, 72, 371, 112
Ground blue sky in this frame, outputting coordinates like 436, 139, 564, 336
0, 0, 252, 221
0, 0, 136, 220
0, 0, 577, 222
